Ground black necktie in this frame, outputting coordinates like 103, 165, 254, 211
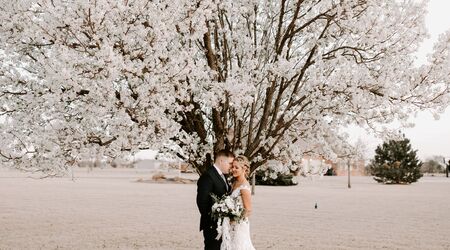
221, 174, 229, 192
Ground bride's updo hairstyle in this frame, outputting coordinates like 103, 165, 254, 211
234, 155, 251, 178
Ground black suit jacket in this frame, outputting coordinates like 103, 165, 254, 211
196, 166, 229, 231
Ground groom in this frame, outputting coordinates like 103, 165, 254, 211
196, 149, 235, 250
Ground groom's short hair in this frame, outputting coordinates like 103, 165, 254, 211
214, 149, 235, 161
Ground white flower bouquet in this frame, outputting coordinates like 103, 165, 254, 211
210, 193, 245, 240
211, 193, 244, 221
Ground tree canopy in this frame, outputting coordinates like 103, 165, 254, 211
1, 0, 449, 175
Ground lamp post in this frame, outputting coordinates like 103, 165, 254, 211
447, 160, 449, 178
444, 157, 449, 178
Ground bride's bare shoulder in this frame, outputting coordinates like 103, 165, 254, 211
241, 181, 251, 190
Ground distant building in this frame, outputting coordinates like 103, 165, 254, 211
134, 159, 166, 170
300, 155, 367, 176
329, 159, 367, 176
134, 159, 193, 173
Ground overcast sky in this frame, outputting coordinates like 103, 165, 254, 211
347, 0, 450, 161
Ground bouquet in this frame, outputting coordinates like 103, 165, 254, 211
210, 193, 245, 240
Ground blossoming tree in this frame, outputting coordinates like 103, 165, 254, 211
1, 0, 449, 175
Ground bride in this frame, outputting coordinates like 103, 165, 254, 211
221, 155, 255, 250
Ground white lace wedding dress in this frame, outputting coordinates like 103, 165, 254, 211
221, 184, 255, 250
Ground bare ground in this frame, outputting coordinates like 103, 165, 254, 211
0, 168, 449, 250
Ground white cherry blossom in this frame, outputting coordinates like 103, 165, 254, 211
0, 0, 449, 175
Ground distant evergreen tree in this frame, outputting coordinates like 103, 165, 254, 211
369, 136, 423, 184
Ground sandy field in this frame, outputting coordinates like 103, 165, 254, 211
1, 168, 449, 250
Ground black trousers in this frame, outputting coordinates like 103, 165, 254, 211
202, 226, 222, 250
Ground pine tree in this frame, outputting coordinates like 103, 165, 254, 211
369, 136, 423, 184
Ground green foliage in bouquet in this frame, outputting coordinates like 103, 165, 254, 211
369, 136, 423, 184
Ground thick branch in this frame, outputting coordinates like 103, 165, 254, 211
87, 135, 117, 146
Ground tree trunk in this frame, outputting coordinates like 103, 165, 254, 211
251, 172, 256, 195
347, 159, 351, 189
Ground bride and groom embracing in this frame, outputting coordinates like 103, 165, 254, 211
196, 150, 256, 250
